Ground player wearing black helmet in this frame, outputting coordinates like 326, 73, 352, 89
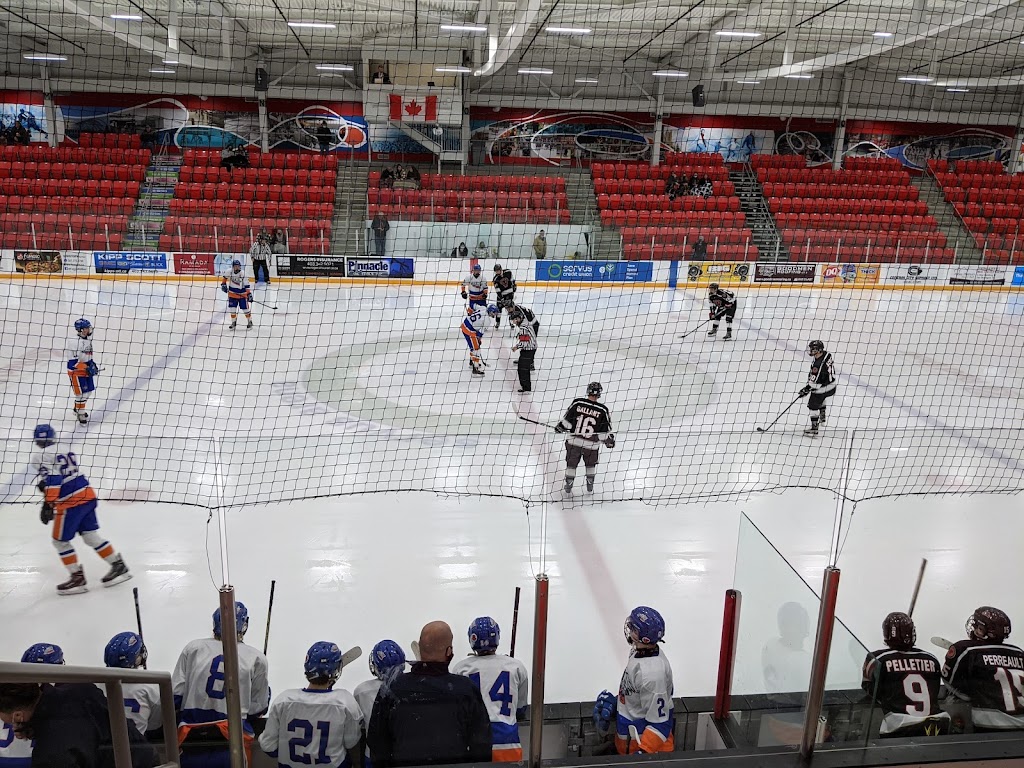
799, 340, 836, 436
942, 606, 1024, 732
862, 612, 950, 738
554, 382, 615, 495
492, 264, 517, 329
707, 283, 737, 341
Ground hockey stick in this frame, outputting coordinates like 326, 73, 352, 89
263, 579, 276, 655
341, 646, 363, 667
678, 316, 715, 339
250, 299, 279, 310
931, 636, 953, 650
908, 559, 927, 617
132, 587, 147, 669
517, 414, 557, 429
755, 394, 804, 433
410, 640, 421, 661
510, 586, 521, 658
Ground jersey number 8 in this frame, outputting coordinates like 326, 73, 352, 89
205, 655, 226, 699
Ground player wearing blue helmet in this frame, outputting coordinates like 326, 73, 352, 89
172, 601, 269, 767
104, 632, 163, 735
354, 640, 407, 736
67, 317, 98, 424
452, 618, 529, 762
20, 643, 65, 665
260, 642, 362, 768
594, 606, 674, 755
220, 258, 254, 329
0, 645, 66, 766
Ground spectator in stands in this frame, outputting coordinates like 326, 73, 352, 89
450, 242, 469, 259
372, 64, 391, 84
666, 172, 680, 200
220, 146, 248, 172
271, 229, 288, 256
688, 174, 700, 196
250, 231, 272, 284
473, 241, 490, 260
691, 235, 708, 261
533, 230, 547, 258
316, 121, 334, 154
698, 175, 713, 198
367, 621, 491, 768
407, 165, 421, 184
395, 164, 408, 181
12, 120, 29, 146
381, 167, 395, 188
0, 682, 157, 768
372, 212, 390, 257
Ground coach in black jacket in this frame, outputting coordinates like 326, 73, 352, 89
368, 621, 491, 767
0, 682, 157, 768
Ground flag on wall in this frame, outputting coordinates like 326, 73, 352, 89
388, 94, 438, 122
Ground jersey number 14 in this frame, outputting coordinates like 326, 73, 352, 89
469, 670, 514, 716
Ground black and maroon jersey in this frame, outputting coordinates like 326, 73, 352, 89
942, 639, 1024, 730
863, 647, 949, 736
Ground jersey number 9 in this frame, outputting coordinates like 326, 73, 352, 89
287, 719, 331, 765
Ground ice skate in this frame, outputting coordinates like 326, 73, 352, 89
75, 410, 89, 425
803, 425, 819, 437
586, 478, 594, 493
471, 365, 484, 376
818, 412, 826, 426
563, 480, 574, 496
100, 555, 131, 587
229, 320, 237, 330
707, 327, 717, 337
56, 569, 88, 595
246, 320, 253, 329
723, 330, 733, 341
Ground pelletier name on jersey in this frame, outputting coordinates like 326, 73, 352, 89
884, 657, 937, 673
980, 654, 1024, 669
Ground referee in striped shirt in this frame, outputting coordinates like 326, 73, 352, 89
510, 306, 538, 392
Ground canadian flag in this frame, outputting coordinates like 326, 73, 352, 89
389, 94, 438, 122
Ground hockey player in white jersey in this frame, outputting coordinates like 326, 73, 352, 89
260, 641, 362, 768
353, 640, 407, 767
66, 318, 99, 424
460, 264, 490, 310
593, 607, 674, 755
172, 601, 270, 768
105, 632, 162, 737
0, 643, 65, 768
451, 617, 528, 762
220, 259, 253, 330
461, 304, 500, 376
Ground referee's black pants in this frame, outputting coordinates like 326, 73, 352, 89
253, 258, 271, 283
517, 349, 536, 391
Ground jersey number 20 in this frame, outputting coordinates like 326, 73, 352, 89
469, 671, 514, 716
287, 719, 331, 765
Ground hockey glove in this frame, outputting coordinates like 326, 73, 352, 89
37, 479, 47, 494
554, 423, 567, 434
86, 361, 99, 377
461, 290, 468, 299
221, 283, 228, 293
593, 690, 617, 733
604, 435, 616, 449
799, 385, 812, 397
40, 501, 54, 525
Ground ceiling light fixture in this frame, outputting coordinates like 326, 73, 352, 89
715, 30, 761, 37
287, 21, 336, 29
872, 31, 893, 38
23, 54, 67, 61
110, 13, 143, 20
575, 78, 599, 83
946, 87, 970, 92
435, 66, 471, 73
898, 75, 933, 82
736, 80, 761, 84
149, 68, 176, 74
440, 24, 487, 32
518, 68, 553, 75
162, 58, 179, 64
545, 26, 592, 34
652, 70, 688, 77
783, 74, 813, 79
315, 64, 353, 71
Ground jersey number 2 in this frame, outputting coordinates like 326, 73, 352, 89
469, 670, 514, 716
994, 667, 1024, 713
288, 719, 331, 765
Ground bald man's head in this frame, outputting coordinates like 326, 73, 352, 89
418, 621, 454, 664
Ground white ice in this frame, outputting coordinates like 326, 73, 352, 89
0, 280, 1022, 703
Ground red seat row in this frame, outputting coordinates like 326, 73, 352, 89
594, 179, 735, 196
962, 216, 1024, 235
0, 146, 150, 164
0, 213, 128, 233
794, 245, 955, 263
928, 158, 1003, 175
591, 163, 728, 182
843, 156, 904, 170
184, 149, 338, 171
957, 202, 1024, 220
174, 183, 332, 203
936, 172, 1024, 192
757, 168, 910, 186
159, 234, 325, 254
969, 230, 1024, 250
611, 212, 747, 230
621, 226, 753, 246
750, 155, 807, 169
179, 167, 336, 186
0, 163, 145, 182
168, 199, 333, 219
598, 194, 740, 214
0, 179, 141, 198
76, 133, 142, 149
0, 195, 136, 215
761, 182, 920, 201
369, 188, 569, 209
375, 173, 566, 194
774, 213, 939, 232
371, 205, 570, 225
8, 232, 122, 250
164, 217, 331, 238
768, 197, 928, 216
781, 229, 946, 247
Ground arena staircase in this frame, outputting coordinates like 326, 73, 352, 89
910, 174, 984, 263
122, 153, 181, 252
731, 166, 786, 260
330, 157, 369, 255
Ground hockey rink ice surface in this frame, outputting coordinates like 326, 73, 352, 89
1, 279, 1023, 702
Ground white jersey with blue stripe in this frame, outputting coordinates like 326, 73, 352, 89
462, 306, 489, 336
259, 687, 363, 768
172, 637, 270, 724
122, 682, 162, 735
451, 653, 528, 753
71, 334, 94, 365
0, 722, 32, 768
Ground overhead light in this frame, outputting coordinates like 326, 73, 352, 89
162, 58, 179, 64
736, 80, 761, 84
898, 75, 933, 82
149, 68, 176, 74
435, 66, 471, 73
783, 74, 813, 79
287, 21, 336, 29
315, 64, 353, 71
715, 30, 761, 37
23, 54, 67, 61
575, 78, 599, 84
440, 23, 487, 32
545, 26, 592, 34
872, 31, 893, 38
518, 68, 553, 75
946, 87, 970, 92
652, 70, 688, 77
110, 13, 143, 20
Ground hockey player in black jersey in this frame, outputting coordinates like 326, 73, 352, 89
862, 612, 950, 738
554, 382, 614, 495
799, 340, 836, 436
707, 283, 737, 341
942, 606, 1024, 732
492, 265, 517, 329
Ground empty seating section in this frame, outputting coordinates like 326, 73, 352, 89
755, 155, 953, 263
163, 149, 337, 254
0, 144, 150, 250
930, 159, 1022, 264
77, 132, 143, 149
592, 154, 757, 260
368, 173, 570, 224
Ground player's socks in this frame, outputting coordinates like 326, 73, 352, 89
818, 408, 826, 425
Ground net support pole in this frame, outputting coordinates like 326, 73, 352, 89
218, 586, 247, 768
831, 71, 852, 171
257, 93, 270, 153
528, 573, 550, 768
41, 66, 58, 149
799, 566, 841, 760
713, 589, 742, 720
651, 78, 665, 168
